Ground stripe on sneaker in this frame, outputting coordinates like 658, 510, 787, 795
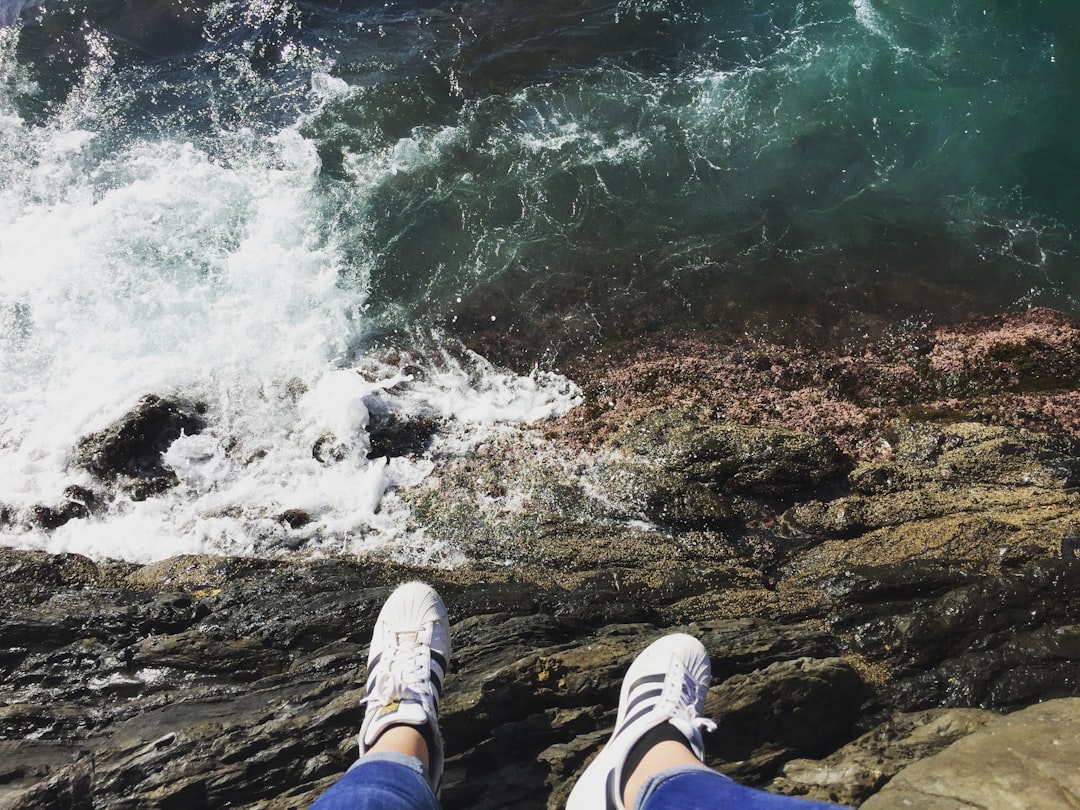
623, 686, 663, 719
613, 704, 660, 741
627, 673, 666, 692
365, 653, 382, 695
605, 766, 620, 810
611, 672, 668, 739
431, 649, 448, 674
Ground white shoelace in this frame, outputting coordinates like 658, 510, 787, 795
659, 668, 717, 737
362, 631, 436, 713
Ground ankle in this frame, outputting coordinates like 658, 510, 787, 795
621, 738, 707, 810
367, 724, 431, 770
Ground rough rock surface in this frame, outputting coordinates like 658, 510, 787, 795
769, 708, 999, 806
2, 543, 1078, 808
4, 309, 1080, 807
861, 698, 1080, 809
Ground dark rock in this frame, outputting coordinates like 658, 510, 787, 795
1064, 535, 1080, 560
0, 552, 843, 809
63, 485, 98, 510
706, 657, 870, 783
279, 509, 312, 529
366, 411, 440, 459
609, 409, 851, 497
72, 395, 206, 497
25, 485, 100, 530
134, 629, 288, 678
1, 547, 1078, 809
30, 502, 87, 530
844, 561, 1080, 667
816, 562, 975, 608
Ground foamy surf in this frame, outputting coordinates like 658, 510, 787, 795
0, 40, 581, 564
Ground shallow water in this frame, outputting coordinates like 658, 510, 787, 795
0, 0, 1077, 561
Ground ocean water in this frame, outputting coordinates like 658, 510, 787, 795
1, 0, 1077, 562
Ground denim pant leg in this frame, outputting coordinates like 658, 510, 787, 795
636, 766, 848, 810
309, 752, 441, 810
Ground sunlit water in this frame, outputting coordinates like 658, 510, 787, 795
0, 0, 1077, 561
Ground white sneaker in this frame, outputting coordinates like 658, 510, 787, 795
566, 633, 717, 810
358, 581, 451, 790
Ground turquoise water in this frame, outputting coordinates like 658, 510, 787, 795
7, 0, 1080, 349
0, 0, 1078, 558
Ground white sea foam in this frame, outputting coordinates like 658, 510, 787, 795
851, 0, 913, 57
0, 39, 581, 565
0, 0, 43, 28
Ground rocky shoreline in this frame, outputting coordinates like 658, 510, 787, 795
3, 308, 1080, 808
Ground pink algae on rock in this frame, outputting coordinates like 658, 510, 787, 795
929, 308, 1080, 390
551, 308, 1080, 461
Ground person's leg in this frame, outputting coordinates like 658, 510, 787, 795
309, 582, 451, 810
567, 633, 850, 810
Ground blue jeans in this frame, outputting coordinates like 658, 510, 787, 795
636, 765, 845, 809
309, 753, 439, 810
310, 757, 845, 809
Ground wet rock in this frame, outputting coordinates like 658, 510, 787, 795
279, 509, 312, 529
312, 434, 351, 464
72, 394, 207, 498
609, 409, 851, 497
590, 462, 736, 529
784, 422, 1080, 574
1, 548, 1078, 809
861, 698, 1080, 809
135, 629, 288, 680
366, 411, 440, 459
0, 551, 843, 809
29, 502, 87, 530
0, 548, 122, 593
27, 485, 98, 530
